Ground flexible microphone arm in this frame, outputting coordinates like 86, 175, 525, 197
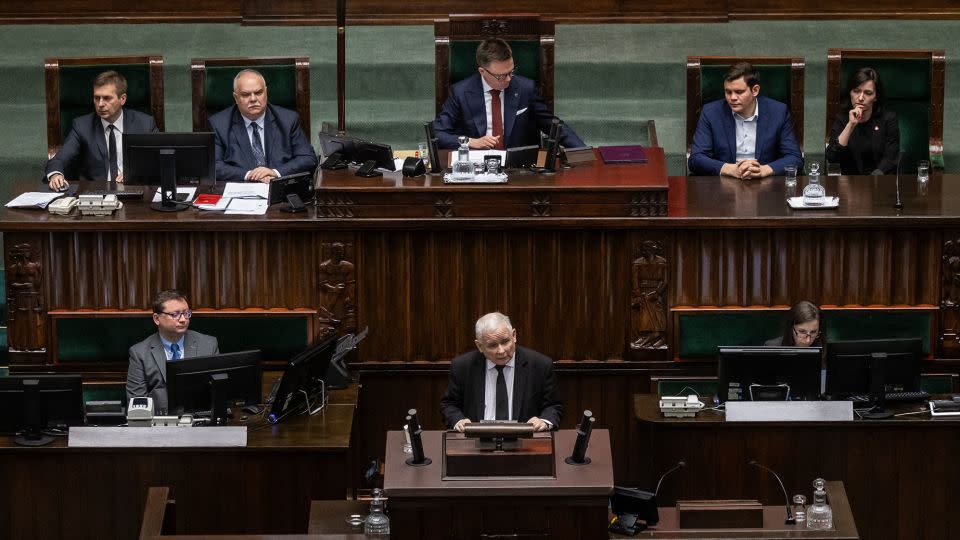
654, 460, 686, 496
894, 150, 903, 210
748, 460, 796, 525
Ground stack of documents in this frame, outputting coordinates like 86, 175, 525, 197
195, 183, 270, 215
6, 192, 64, 209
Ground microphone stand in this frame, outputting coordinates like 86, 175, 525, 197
894, 150, 903, 210
748, 460, 796, 525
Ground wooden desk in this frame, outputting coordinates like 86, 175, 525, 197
0, 388, 357, 540
633, 394, 960, 540
382, 429, 614, 540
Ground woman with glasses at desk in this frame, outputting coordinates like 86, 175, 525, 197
765, 300, 824, 348
825, 67, 900, 175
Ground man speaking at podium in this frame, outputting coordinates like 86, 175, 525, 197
441, 312, 562, 432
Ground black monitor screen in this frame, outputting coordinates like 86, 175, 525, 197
317, 132, 359, 163
718, 346, 822, 402
123, 132, 215, 185
825, 338, 923, 397
0, 374, 85, 443
165, 350, 261, 422
267, 335, 338, 424
355, 141, 396, 171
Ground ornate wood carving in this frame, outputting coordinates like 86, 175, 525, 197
479, 19, 510, 35
6, 241, 46, 352
318, 241, 357, 337
941, 238, 960, 356
434, 195, 454, 218
630, 191, 668, 217
317, 194, 355, 218
531, 194, 551, 217
630, 240, 668, 350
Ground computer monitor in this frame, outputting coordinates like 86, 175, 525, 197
718, 346, 823, 402
825, 338, 923, 399
165, 350, 262, 424
355, 140, 396, 171
267, 335, 338, 424
123, 132, 216, 186
317, 132, 359, 164
0, 374, 85, 446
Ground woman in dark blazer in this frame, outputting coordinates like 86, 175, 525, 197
765, 300, 824, 348
825, 67, 900, 175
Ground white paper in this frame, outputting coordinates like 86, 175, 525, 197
6, 192, 63, 209
152, 187, 196, 203
221, 182, 269, 199
224, 198, 268, 215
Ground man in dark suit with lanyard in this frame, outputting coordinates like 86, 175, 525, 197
208, 69, 318, 183
441, 312, 563, 432
432, 38, 585, 151
45, 71, 158, 190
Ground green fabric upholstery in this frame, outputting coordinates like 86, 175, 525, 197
0, 366, 8, 378
840, 57, 932, 170
58, 63, 154, 144
700, 64, 794, 109
83, 383, 125, 404
677, 309, 932, 358
202, 64, 299, 121
55, 314, 311, 363
449, 40, 540, 86
920, 373, 957, 394
657, 378, 719, 398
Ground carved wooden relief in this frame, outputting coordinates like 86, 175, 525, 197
531, 194, 551, 217
630, 191, 668, 217
318, 241, 357, 337
434, 195, 454, 218
630, 240, 668, 350
6, 241, 46, 352
941, 238, 960, 356
316, 194, 355, 218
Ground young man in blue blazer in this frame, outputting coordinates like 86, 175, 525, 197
433, 38, 585, 151
688, 62, 803, 179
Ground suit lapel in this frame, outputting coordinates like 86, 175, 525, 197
230, 108, 257, 168
263, 106, 283, 167
471, 354, 486, 421
511, 349, 528, 422
184, 331, 199, 359
720, 103, 736, 161
92, 115, 108, 164
502, 81, 520, 147
464, 75, 487, 137
149, 334, 168, 384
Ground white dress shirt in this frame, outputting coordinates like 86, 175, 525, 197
101, 112, 124, 181
483, 355, 515, 421
734, 100, 759, 162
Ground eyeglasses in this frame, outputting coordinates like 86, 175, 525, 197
160, 310, 192, 320
793, 327, 820, 339
483, 68, 516, 82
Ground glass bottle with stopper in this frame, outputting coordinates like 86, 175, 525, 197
363, 488, 390, 535
452, 136, 474, 180
802, 162, 826, 206
805, 478, 833, 530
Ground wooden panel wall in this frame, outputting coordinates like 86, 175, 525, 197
2, 1, 958, 24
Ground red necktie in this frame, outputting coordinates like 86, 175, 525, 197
490, 89, 504, 149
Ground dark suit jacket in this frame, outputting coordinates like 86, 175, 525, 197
126, 330, 220, 414
208, 103, 318, 182
433, 73, 585, 150
440, 346, 563, 429
825, 109, 899, 175
44, 108, 158, 181
688, 95, 803, 176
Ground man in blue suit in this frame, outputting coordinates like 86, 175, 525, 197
688, 62, 803, 179
209, 69, 318, 183
45, 71, 158, 190
433, 38, 585, 150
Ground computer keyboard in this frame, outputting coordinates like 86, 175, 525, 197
83, 188, 146, 199
849, 390, 931, 403
930, 400, 960, 412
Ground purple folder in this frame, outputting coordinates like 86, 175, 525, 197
598, 145, 647, 164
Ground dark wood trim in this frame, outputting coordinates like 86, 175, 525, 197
826, 48, 946, 168
336, 0, 346, 135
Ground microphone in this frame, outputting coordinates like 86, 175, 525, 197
748, 460, 795, 525
405, 408, 432, 467
894, 150, 903, 210
655, 460, 686, 496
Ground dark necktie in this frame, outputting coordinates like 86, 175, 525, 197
107, 124, 118, 181
490, 89, 504, 150
251, 123, 266, 167
169, 343, 181, 361
495, 365, 508, 420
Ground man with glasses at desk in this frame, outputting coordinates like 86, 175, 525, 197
126, 289, 219, 414
432, 38, 585, 150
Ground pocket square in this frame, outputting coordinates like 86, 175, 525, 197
516, 107, 528, 116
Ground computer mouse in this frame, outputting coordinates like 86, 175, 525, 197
56, 182, 70, 192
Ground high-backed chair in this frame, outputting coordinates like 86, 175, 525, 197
686, 56, 805, 161
826, 49, 945, 170
434, 14, 555, 115
191, 57, 311, 140
44, 55, 164, 160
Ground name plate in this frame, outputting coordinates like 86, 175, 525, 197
68, 426, 247, 447
725, 401, 853, 422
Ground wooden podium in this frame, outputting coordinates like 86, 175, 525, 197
383, 429, 614, 540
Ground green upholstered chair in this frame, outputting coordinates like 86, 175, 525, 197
44, 56, 165, 163
826, 49, 946, 171
434, 15, 556, 115
191, 57, 311, 140
920, 373, 958, 394
655, 377, 719, 399
685, 56, 805, 165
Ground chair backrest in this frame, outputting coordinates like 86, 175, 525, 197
434, 14, 555, 115
44, 56, 164, 159
191, 57, 311, 139
826, 49, 945, 170
686, 56, 805, 157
